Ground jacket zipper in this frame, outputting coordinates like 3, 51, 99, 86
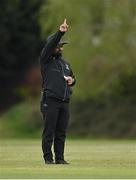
59, 60, 68, 101
63, 81, 67, 101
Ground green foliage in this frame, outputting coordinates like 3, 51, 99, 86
70, 97, 136, 138
0, 99, 42, 138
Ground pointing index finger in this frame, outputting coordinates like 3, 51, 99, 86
64, 18, 67, 24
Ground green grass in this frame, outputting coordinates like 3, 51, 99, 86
0, 139, 136, 179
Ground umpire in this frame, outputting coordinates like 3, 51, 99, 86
39, 19, 76, 164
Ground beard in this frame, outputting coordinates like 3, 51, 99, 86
53, 50, 62, 57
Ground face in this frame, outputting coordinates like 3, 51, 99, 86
54, 45, 63, 55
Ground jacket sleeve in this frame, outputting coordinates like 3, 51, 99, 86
40, 30, 65, 63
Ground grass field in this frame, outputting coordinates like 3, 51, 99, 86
0, 139, 136, 179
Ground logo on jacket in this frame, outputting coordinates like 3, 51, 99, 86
66, 64, 70, 70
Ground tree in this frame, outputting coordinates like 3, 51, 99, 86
0, 0, 45, 110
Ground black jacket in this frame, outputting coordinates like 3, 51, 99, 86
40, 30, 76, 102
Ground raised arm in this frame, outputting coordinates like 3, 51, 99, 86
40, 19, 69, 63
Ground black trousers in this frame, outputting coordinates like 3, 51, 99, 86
41, 97, 69, 161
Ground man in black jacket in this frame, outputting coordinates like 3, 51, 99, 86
40, 19, 76, 164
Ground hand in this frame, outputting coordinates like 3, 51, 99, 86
64, 76, 73, 85
59, 18, 69, 32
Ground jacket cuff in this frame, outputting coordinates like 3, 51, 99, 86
58, 30, 65, 36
